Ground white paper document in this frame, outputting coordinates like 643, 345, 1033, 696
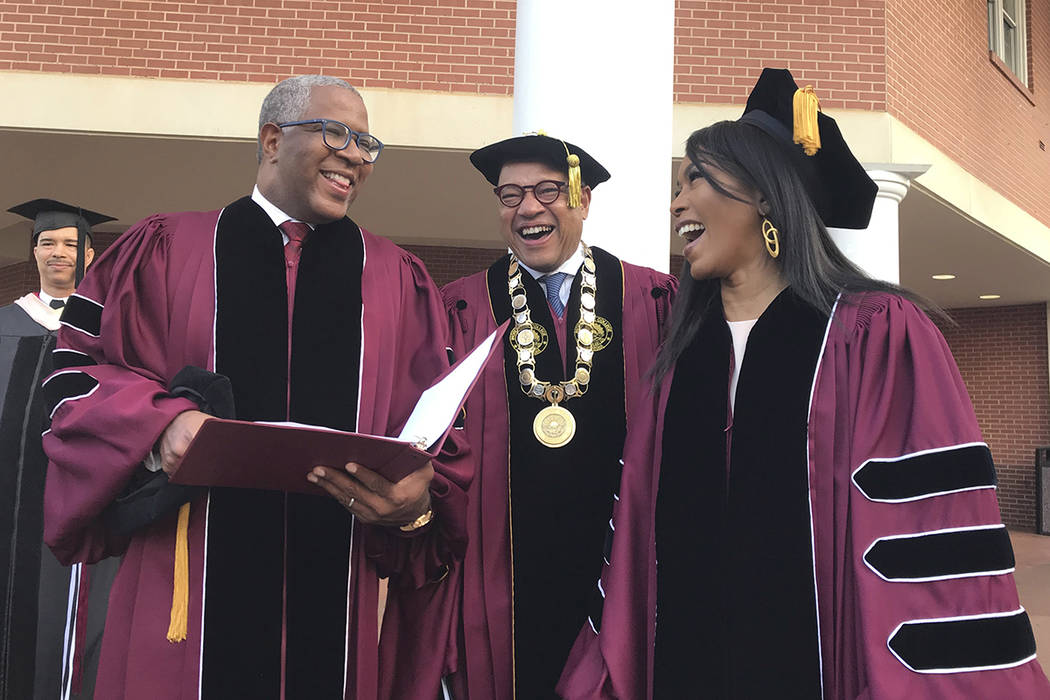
396, 326, 502, 448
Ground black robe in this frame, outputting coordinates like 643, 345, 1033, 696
655, 290, 827, 698
489, 250, 628, 699
0, 302, 116, 700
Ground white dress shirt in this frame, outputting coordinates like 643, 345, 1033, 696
251, 186, 314, 244
517, 242, 587, 307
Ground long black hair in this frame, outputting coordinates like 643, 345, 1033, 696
652, 120, 937, 382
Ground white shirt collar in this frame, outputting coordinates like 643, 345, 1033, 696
517, 242, 587, 307
517, 242, 587, 281
37, 290, 67, 307
251, 186, 315, 242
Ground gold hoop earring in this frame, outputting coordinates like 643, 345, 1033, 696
762, 218, 780, 259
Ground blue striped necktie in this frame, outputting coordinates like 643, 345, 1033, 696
542, 272, 568, 318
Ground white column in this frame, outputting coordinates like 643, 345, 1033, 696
828, 165, 928, 284
513, 0, 676, 272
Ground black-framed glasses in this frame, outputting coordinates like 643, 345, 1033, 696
493, 180, 567, 208
276, 119, 385, 163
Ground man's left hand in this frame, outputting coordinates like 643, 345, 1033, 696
307, 460, 433, 528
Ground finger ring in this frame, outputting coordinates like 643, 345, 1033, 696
345, 497, 355, 510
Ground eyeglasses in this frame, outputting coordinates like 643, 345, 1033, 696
276, 119, 385, 163
493, 180, 567, 208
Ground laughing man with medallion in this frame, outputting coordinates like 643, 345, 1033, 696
378, 134, 677, 699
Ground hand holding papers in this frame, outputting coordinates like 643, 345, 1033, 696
169, 321, 507, 494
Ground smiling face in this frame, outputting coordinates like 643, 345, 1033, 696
496, 161, 590, 273
33, 226, 94, 296
257, 85, 374, 224
670, 158, 768, 282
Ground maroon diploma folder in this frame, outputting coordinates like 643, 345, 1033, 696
169, 421, 431, 495
170, 321, 508, 495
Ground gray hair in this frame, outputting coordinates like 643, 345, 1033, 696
257, 75, 360, 162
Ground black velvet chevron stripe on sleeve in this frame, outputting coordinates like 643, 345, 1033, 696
42, 370, 99, 418
852, 444, 997, 502
864, 525, 1015, 582
59, 294, 103, 337
888, 609, 1037, 673
51, 348, 97, 370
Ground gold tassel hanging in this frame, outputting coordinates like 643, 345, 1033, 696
166, 502, 190, 643
792, 85, 822, 156
566, 153, 582, 209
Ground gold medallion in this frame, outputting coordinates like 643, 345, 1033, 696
505, 247, 606, 447
509, 321, 548, 356
533, 405, 576, 448
574, 316, 614, 352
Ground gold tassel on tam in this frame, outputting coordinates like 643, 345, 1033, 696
792, 86, 822, 156
559, 139, 583, 209
566, 154, 582, 209
166, 502, 190, 643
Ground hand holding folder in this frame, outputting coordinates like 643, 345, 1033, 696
169, 322, 507, 495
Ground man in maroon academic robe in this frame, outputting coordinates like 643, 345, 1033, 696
41, 75, 470, 700
378, 134, 676, 699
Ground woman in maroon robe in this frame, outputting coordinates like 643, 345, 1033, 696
558, 68, 1050, 699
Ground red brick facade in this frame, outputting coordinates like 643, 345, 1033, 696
675, 0, 888, 108
938, 304, 1050, 530
885, 0, 1050, 231
0, 0, 516, 92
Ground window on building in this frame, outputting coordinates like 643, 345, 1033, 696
988, 0, 1028, 84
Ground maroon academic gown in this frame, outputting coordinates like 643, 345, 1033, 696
41, 198, 470, 700
378, 249, 675, 699
558, 291, 1050, 699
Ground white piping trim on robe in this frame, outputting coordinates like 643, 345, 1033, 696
862, 523, 1014, 583
886, 607, 1037, 674
851, 441, 994, 503
803, 294, 841, 700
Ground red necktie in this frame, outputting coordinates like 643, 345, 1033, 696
280, 221, 310, 310
279, 221, 310, 418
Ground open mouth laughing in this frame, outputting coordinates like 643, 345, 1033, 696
675, 221, 705, 242
518, 224, 554, 241
322, 170, 353, 195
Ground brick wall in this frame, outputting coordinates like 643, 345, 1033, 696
0, 0, 515, 92
0, 260, 37, 303
938, 304, 1050, 531
675, 0, 888, 109
402, 242, 502, 286
885, 0, 1050, 230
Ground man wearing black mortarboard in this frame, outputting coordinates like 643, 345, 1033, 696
0, 199, 119, 700
377, 133, 678, 699
8, 199, 107, 323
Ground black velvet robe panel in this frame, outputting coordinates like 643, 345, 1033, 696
655, 289, 828, 699
0, 307, 54, 700
204, 197, 363, 699
0, 304, 116, 700
487, 249, 626, 700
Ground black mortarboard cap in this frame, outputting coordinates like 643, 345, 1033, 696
7, 198, 115, 243
738, 68, 877, 230
470, 134, 611, 193
7, 198, 115, 286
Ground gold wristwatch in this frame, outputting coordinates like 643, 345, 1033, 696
399, 507, 434, 532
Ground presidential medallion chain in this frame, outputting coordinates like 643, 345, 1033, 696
507, 247, 604, 448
